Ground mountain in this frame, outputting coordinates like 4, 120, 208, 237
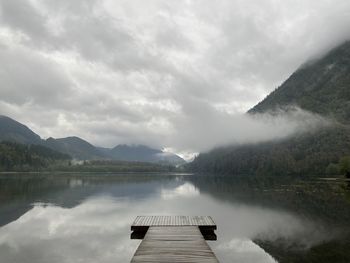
250, 41, 350, 123
45, 138, 186, 164
0, 115, 42, 145
108, 144, 185, 165
0, 116, 106, 160
45, 137, 106, 160
110, 144, 161, 161
189, 41, 350, 176
0, 116, 186, 164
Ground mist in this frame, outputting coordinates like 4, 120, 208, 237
163, 107, 330, 158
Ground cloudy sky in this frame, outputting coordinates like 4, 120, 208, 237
0, 0, 349, 157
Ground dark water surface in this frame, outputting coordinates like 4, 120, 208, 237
0, 173, 350, 263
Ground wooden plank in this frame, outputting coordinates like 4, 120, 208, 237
131, 216, 216, 230
131, 226, 219, 263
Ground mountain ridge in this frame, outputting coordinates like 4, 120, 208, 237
0, 115, 42, 145
249, 41, 350, 124
0, 115, 185, 164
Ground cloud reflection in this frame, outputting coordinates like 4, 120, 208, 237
160, 182, 200, 200
0, 176, 332, 263
216, 239, 277, 263
0, 196, 138, 263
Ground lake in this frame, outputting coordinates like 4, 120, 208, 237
0, 173, 350, 263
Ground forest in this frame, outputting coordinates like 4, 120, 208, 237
189, 125, 350, 177
0, 141, 71, 171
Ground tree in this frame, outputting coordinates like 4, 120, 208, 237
326, 163, 340, 175
339, 156, 350, 178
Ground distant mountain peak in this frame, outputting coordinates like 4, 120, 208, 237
55, 136, 95, 145
113, 144, 161, 153
110, 144, 185, 164
45, 136, 104, 160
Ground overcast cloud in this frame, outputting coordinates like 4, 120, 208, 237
0, 0, 349, 158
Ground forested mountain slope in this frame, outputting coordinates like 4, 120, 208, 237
250, 41, 350, 123
0, 141, 71, 171
190, 41, 350, 176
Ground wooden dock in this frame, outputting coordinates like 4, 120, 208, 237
130, 216, 219, 263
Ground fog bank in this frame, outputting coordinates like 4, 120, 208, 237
165, 107, 330, 159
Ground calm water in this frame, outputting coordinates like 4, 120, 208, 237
0, 173, 350, 263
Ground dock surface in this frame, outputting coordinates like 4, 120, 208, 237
132, 215, 216, 229
130, 216, 218, 263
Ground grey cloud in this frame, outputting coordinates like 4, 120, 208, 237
0, 0, 48, 41
0, 46, 72, 106
0, 0, 349, 154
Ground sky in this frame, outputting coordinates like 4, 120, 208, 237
0, 0, 350, 158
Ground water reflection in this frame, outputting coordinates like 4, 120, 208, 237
0, 197, 138, 263
0, 174, 349, 262
160, 182, 199, 200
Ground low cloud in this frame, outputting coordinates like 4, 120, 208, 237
165, 106, 330, 156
